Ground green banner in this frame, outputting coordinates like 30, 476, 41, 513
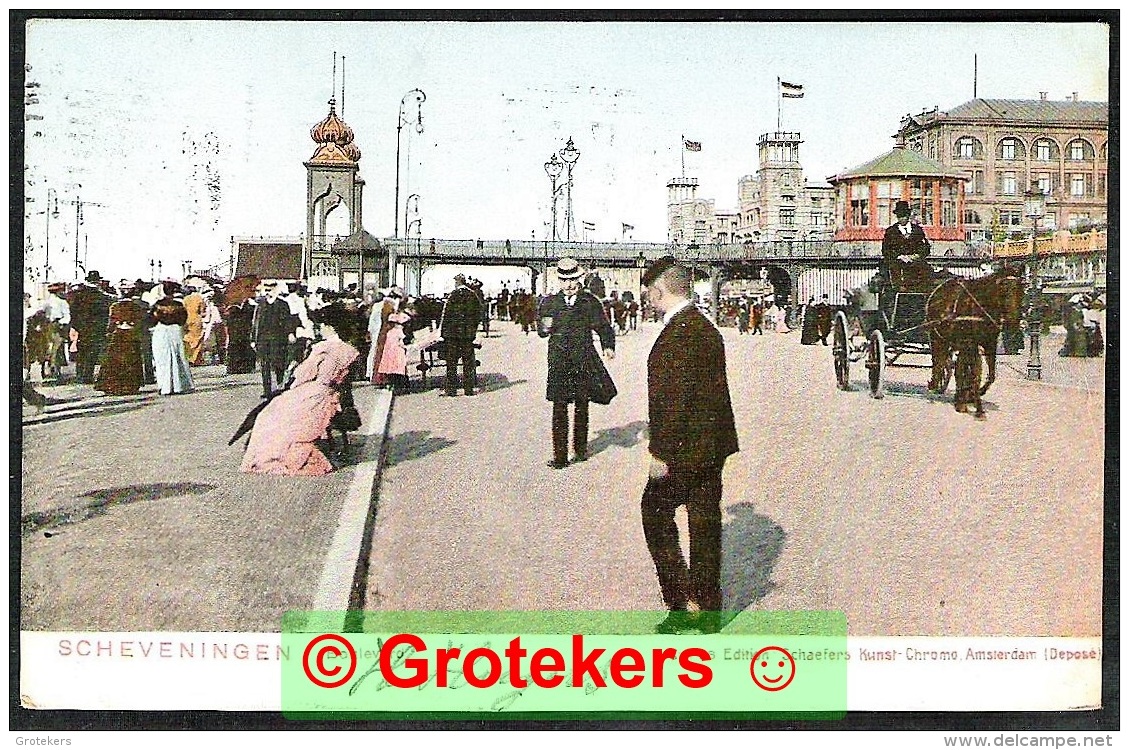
281, 610, 847, 720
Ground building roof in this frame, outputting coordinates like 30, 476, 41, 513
911, 98, 1108, 127
235, 242, 303, 280
330, 229, 384, 254
829, 146, 968, 182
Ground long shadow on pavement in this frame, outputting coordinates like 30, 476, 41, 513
23, 402, 154, 427
382, 430, 457, 468
882, 381, 1000, 413
588, 420, 648, 457
721, 502, 785, 626
402, 372, 527, 396
22, 481, 218, 537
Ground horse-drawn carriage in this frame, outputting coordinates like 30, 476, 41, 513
832, 268, 1026, 418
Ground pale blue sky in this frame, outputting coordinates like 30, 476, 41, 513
23, 19, 1110, 282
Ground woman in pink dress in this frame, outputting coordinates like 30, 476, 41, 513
376, 306, 412, 393
240, 305, 360, 477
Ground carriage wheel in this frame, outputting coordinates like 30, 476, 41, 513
867, 329, 886, 399
832, 311, 851, 390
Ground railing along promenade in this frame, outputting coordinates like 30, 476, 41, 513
989, 229, 1106, 259
381, 237, 971, 265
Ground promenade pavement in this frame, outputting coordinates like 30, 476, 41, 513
18, 320, 1106, 636
20, 366, 390, 632
365, 319, 1106, 637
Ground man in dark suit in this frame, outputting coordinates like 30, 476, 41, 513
814, 294, 834, 345
640, 256, 738, 634
68, 270, 113, 384
538, 257, 615, 468
882, 200, 932, 292
252, 280, 297, 398
439, 274, 482, 396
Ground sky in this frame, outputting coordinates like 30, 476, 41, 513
20, 17, 1111, 284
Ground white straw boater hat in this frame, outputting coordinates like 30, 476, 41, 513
555, 257, 584, 281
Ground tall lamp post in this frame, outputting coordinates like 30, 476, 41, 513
544, 154, 563, 242
1023, 180, 1047, 380
406, 216, 423, 296
394, 88, 426, 238
42, 188, 58, 280
559, 137, 580, 241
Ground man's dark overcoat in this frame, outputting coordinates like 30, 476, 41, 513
440, 286, 482, 342
538, 289, 615, 403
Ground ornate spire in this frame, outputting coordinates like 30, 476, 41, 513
308, 52, 361, 164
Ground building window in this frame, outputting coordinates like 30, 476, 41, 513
956, 137, 982, 159
1035, 140, 1057, 161
1068, 140, 1090, 160
999, 210, 1023, 227
1068, 212, 1091, 229
1071, 174, 1087, 197
780, 207, 796, 226
998, 139, 1022, 160
1001, 172, 1018, 195
849, 183, 869, 227
929, 143, 937, 161
963, 209, 982, 225
941, 183, 958, 227
1098, 172, 1107, 199
1036, 173, 1052, 195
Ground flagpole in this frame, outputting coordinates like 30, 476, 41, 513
776, 77, 781, 131
680, 133, 685, 177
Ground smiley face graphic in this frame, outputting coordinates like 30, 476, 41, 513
749, 646, 796, 691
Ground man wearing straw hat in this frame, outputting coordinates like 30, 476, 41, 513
537, 257, 615, 469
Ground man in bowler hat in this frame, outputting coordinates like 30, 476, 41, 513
640, 256, 738, 633
439, 274, 482, 396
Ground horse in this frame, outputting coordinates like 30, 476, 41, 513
925, 269, 1025, 419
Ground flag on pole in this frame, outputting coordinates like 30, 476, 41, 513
582, 221, 596, 231
683, 139, 702, 152
621, 223, 634, 233
780, 80, 804, 99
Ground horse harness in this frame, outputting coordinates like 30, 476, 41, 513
924, 277, 1002, 333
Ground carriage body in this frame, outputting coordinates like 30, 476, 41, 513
833, 289, 935, 398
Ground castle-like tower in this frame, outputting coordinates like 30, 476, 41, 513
304, 95, 365, 280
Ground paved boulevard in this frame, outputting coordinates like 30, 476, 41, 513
366, 320, 1104, 637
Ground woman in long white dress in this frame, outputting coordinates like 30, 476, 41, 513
150, 292, 194, 395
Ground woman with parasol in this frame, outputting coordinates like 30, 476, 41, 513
237, 304, 360, 477
222, 275, 259, 375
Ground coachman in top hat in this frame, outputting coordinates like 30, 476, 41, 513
881, 200, 933, 293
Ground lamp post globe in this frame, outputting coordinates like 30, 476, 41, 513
544, 154, 563, 242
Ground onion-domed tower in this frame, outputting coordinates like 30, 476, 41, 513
304, 90, 367, 283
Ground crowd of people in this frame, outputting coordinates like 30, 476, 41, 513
1060, 292, 1105, 358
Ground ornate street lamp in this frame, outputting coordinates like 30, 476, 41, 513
404, 193, 421, 241
544, 154, 563, 242
1023, 180, 1047, 380
394, 88, 426, 238
559, 137, 580, 241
